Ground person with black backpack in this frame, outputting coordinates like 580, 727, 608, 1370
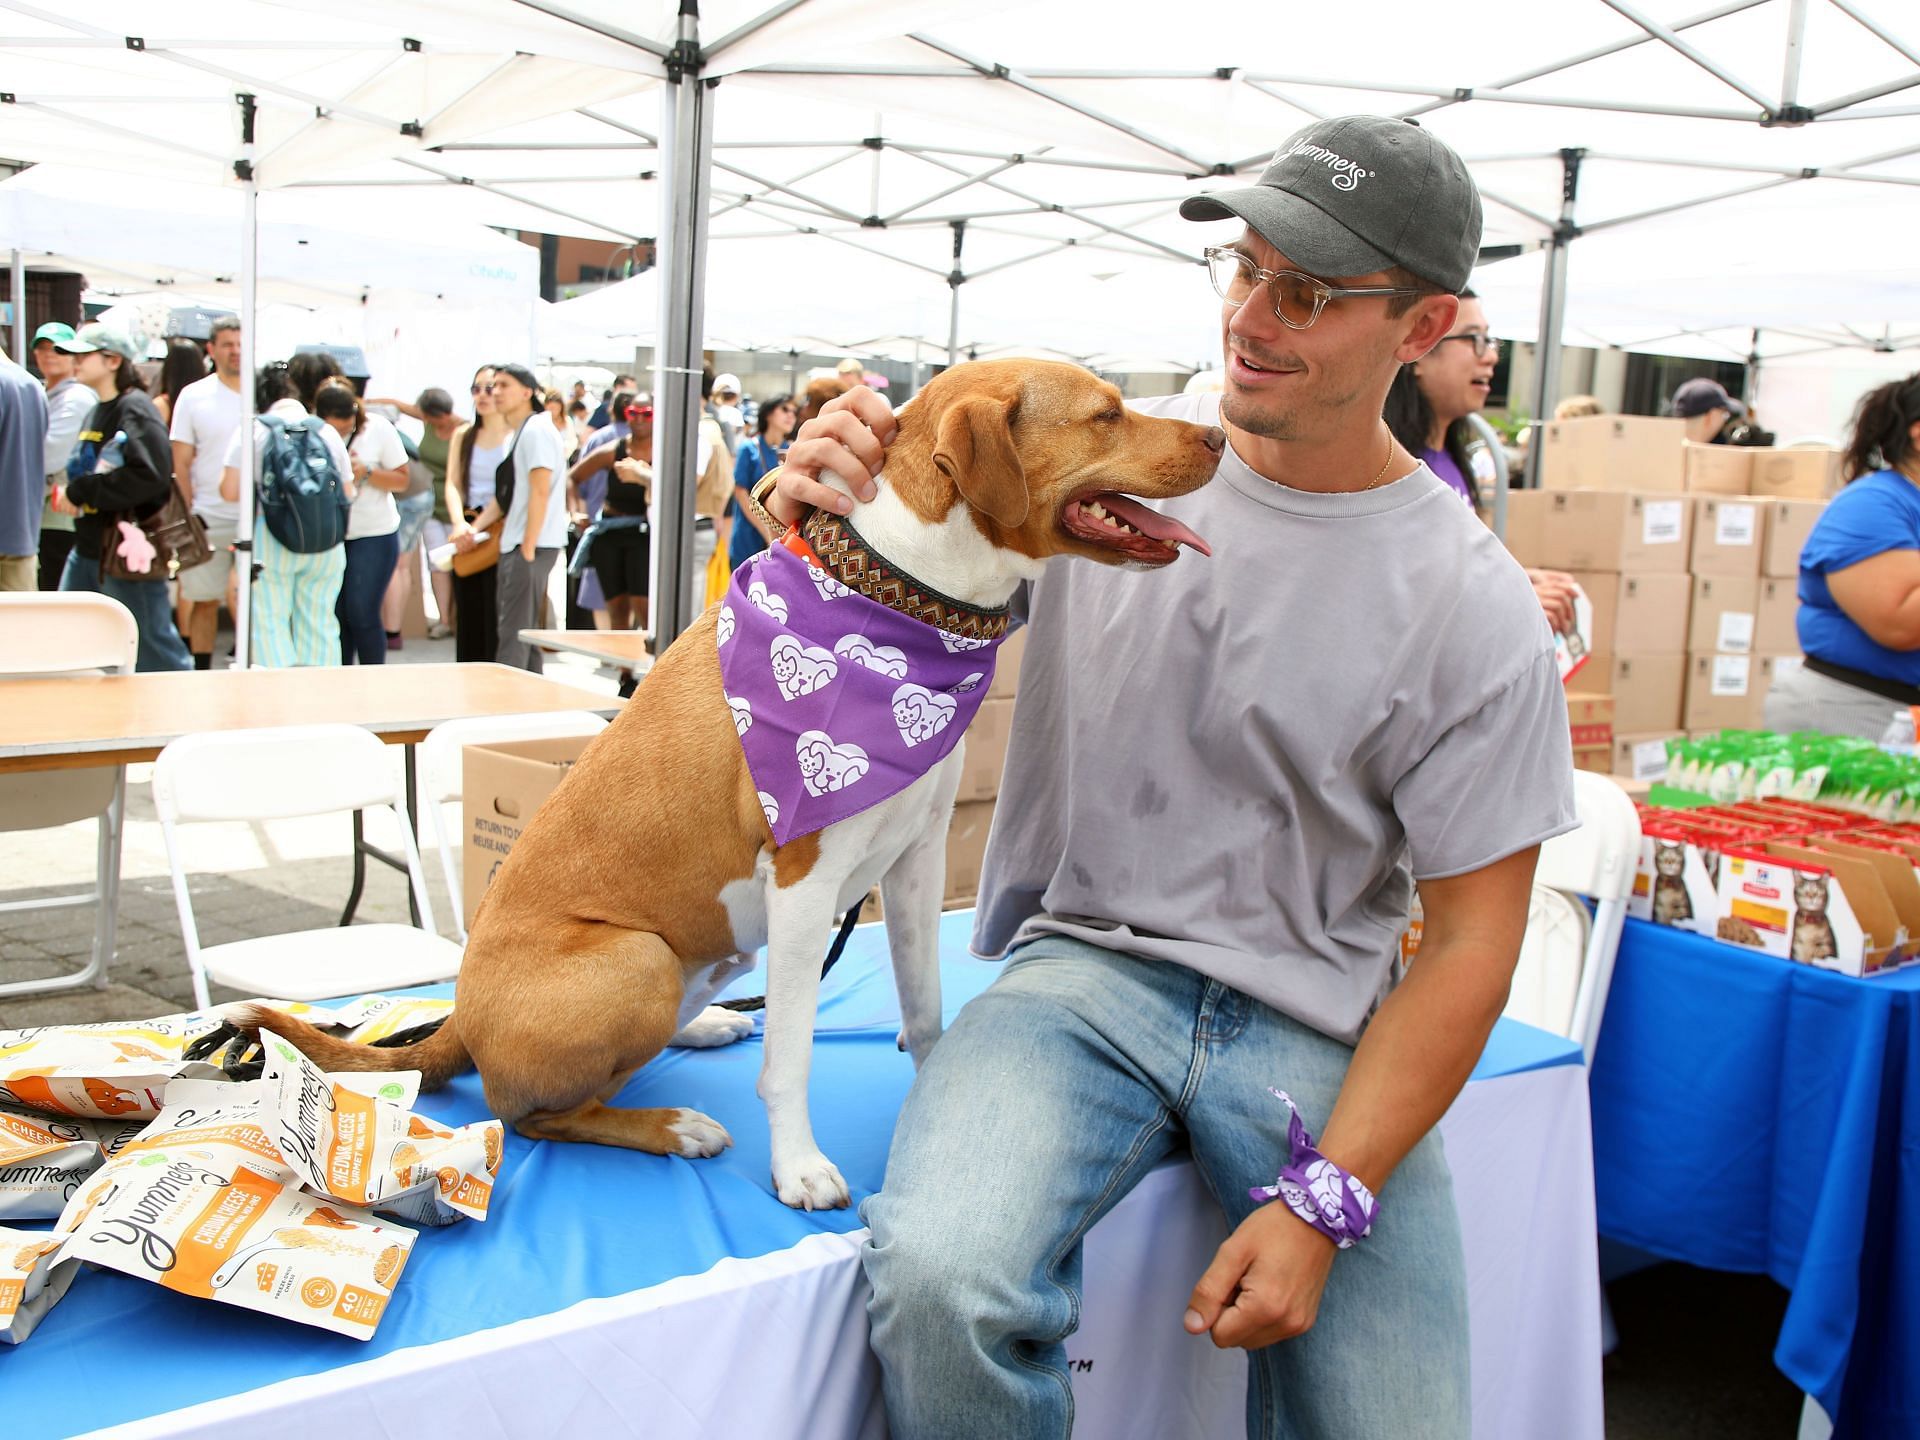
219, 363, 355, 666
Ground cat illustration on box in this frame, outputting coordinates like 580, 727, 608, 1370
1789, 872, 1838, 964
1650, 842, 1692, 926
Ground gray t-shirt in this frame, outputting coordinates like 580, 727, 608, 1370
973, 390, 1577, 1045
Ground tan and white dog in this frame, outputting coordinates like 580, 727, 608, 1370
246, 360, 1223, 1210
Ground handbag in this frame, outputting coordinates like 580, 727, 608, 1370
102, 487, 213, 582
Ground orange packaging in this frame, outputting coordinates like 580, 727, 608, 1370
0, 1226, 76, 1344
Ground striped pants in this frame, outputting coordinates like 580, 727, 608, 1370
251, 528, 346, 667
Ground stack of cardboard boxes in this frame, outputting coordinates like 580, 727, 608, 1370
942, 627, 1026, 910
1508, 414, 1833, 783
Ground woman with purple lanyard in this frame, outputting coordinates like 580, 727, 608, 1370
1384, 291, 1578, 633
728, 393, 795, 572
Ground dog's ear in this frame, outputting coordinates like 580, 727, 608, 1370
933, 395, 1027, 528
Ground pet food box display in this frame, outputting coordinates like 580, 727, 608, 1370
1555, 584, 1597, 683
1689, 498, 1763, 579
1713, 843, 1901, 977
1682, 443, 1755, 496
944, 799, 996, 910
1686, 575, 1759, 655
1629, 823, 1722, 933
1588, 654, 1687, 734
1762, 499, 1825, 577
1751, 447, 1842, 500
1567, 691, 1613, 773
1567, 572, 1689, 658
1683, 653, 1774, 732
462, 734, 596, 932
1537, 415, 1687, 492
1511, 491, 1694, 574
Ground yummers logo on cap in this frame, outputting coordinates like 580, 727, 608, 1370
1282, 140, 1376, 192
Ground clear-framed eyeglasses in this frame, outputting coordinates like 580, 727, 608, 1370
1437, 330, 1502, 359
1204, 246, 1432, 331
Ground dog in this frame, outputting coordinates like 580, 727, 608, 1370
245, 360, 1224, 1210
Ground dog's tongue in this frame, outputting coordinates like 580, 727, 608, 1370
1097, 493, 1212, 557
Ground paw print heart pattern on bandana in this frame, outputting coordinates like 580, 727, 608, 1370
716, 542, 1004, 844
796, 730, 869, 796
891, 684, 958, 747
835, 633, 910, 679
747, 578, 788, 623
769, 634, 837, 700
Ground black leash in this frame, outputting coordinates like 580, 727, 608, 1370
714, 899, 867, 1014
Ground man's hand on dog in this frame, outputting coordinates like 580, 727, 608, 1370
769, 386, 898, 525
1184, 1201, 1338, 1350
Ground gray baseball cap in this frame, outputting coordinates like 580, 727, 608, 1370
1181, 116, 1483, 293
56, 323, 143, 364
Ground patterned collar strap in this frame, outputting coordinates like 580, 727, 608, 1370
799, 507, 1011, 643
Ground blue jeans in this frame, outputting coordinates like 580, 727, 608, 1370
59, 550, 192, 672
337, 530, 399, 664
394, 487, 435, 556
861, 936, 1470, 1440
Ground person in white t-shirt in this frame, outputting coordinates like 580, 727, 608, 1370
169, 317, 245, 667
453, 363, 564, 672
314, 379, 407, 664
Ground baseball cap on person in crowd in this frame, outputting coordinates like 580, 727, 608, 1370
1180, 115, 1483, 293
31, 322, 75, 348
712, 373, 741, 398
1671, 377, 1735, 418
55, 323, 142, 364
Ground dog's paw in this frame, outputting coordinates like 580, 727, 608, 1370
669, 1109, 733, 1158
669, 1006, 756, 1049
772, 1149, 851, 1211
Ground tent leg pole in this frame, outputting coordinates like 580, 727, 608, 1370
234, 94, 259, 673
1524, 148, 1582, 491
650, 8, 715, 649
1744, 328, 1761, 406
946, 219, 965, 367
8, 249, 22, 362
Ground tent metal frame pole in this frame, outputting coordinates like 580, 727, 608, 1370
1524, 148, 1582, 492
651, 1, 715, 649
1781, 0, 1809, 109
506, 0, 673, 61
233, 93, 259, 672
1599, 0, 1776, 112
946, 220, 965, 367
8, 248, 22, 361
701, 0, 813, 62
1828, 0, 1920, 68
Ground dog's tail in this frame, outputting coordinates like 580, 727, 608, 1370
235, 1004, 472, 1092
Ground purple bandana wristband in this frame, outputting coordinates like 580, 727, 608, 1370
1248, 1088, 1380, 1250
716, 541, 1005, 845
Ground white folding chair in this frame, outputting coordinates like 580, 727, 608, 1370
418, 710, 610, 942
153, 724, 463, 1008
0, 592, 139, 997
1506, 770, 1644, 1059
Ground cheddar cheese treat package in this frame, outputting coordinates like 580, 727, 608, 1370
0, 1108, 104, 1219
262, 1039, 501, 1226
0, 1019, 227, 1119
0, 1227, 77, 1344
334, 995, 455, 1046
162, 1069, 423, 1114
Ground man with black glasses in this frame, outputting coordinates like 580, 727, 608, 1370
764, 116, 1574, 1439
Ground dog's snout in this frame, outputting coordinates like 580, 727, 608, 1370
1201, 426, 1226, 455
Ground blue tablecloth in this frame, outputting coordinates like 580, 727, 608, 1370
10, 911, 1578, 1438
1590, 918, 1920, 1438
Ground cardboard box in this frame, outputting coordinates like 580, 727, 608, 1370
462, 734, 595, 931
1502, 491, 1547, 567
1591, 653, 1687, 733
1683, 652, 1773, 732
1682, 442, 1755, 495
986, 626, 1027, 702
1755, 576, 1799, 655
1686, 575, 1759, 655
1714, 842, 1900, 977
1761, 499, 1824, 577
954, 696, 1014, 803
1530, 492, 1693, 573
1568, 572, 1690, 657
1813, 837, 1920, 965
1689, 497, 1764, 578
944, 799, 995, 909
1539, 414, 1686, 492
1567, 690, 1613, 772
1751, 448, 1842, 500
1613, 730, 1681, 781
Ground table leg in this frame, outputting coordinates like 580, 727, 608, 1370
339, 751, 425, 929
340, 811, 368, 926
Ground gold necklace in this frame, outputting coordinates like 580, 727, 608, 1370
1363, 423, 1396, 491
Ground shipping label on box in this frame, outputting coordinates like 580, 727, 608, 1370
461, 735, 594, 932
1689, 498, 1763, 578
1613, 731, 1678, 781
1762, 499, 1824, 577
1751, 448, 1841, 500
1684, 652, 1771, 732
1714, 844, 1899, 976
1754, 577, 1799, 654
1682, 442, 1754, 495
1686, 575, 1758, 654
1537, 492, 1693, 573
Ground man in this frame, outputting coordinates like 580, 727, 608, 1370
1673, 376, 1771, 447
588, 373, 639, 430
32, 321, 91, 590
709, 371, 743, 458
0, 338, 48, 590
169, 315, 244, 668
769, 115, 1574, 1437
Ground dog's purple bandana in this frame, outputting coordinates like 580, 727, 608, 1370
1249, 1088, 1379, 1249
716, 540, 1004, 844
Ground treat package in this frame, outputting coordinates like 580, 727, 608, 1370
262, 1039, 501, 1226
162, 1070, 423, 1114
333, 995, 455, 1046
0, 1227, 78, 1344
0, 1107, 106, 1220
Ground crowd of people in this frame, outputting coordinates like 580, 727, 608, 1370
0, 323, 829, 679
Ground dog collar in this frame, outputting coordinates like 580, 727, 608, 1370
798, 508, 1011, 644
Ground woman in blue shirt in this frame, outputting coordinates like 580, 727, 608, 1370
728, 393, 796, 572
1764, 372, 1920, 739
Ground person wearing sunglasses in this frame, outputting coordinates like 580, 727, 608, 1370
764, 116, 1575, 1439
